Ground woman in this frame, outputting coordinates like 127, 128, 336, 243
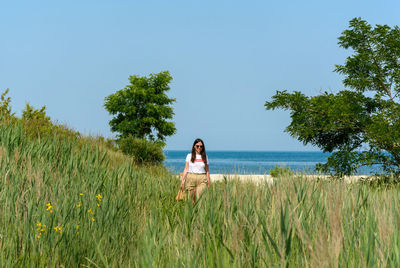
180, 138, 211, 203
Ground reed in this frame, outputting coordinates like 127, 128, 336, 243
1, 120, 400, 266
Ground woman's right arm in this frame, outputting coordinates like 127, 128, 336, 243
180, 162, 189, 189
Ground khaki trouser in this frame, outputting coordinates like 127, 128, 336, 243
184, 173, 208, 196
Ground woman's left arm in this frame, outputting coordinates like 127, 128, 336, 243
205, 164, 210, 188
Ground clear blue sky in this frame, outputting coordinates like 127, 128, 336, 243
1, 0, 399, 151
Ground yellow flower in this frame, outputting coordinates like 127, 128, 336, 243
96, 194, 102, 202
91, 217, 95, 222
77, 202, 82, 207
46, 203, 53, 213
80, 193, 84, 196
97, 203, 100, 207
36, 222, 46, 236
53, 225, 63, 234
88, 208, 93, 215
76, 222, 80, 230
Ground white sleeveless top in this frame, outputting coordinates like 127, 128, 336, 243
185, 153, 209, 174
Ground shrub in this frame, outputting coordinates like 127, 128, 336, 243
0, 89, 15, 121
21, 103, 81, 140
269, 165, 294, 178
359, 175, 400, 189
21, 103, 52, 135
117, 135, 165, 164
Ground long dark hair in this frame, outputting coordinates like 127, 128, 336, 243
191, 138, 207, 164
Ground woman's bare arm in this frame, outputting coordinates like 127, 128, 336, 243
205, 164, 210, 188
180, 162, 189, 189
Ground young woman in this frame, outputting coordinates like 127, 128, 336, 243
180, 138, 210, 203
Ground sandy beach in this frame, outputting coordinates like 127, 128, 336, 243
210, 174, 274, 184
208, 174, 369, 184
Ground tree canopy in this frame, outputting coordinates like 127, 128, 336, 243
265, 18, 400, 176
104, 71, 176, 142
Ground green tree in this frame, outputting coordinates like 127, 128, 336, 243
104, 71, 176, 142
265, 18, 400, 176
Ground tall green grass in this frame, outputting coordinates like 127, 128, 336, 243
1, 120, 400, 266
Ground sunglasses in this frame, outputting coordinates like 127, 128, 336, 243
195, 145, 203, 149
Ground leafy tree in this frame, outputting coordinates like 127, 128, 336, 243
265, 18, 400, 176
104, 71, 176, 142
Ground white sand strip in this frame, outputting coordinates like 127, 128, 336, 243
178, 174, 371, 184
209, 174, 369, 184
210, 174, 274, 184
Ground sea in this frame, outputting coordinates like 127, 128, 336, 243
164, 150, 376, 175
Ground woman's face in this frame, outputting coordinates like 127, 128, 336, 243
194, 142, 203, 154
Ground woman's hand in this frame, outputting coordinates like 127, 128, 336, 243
180, 173, 185, 189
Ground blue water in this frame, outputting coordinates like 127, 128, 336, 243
164, 151, 377, 175
164, 151, 325, 174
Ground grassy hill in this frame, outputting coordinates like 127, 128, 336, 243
0, 119, 177, 266
1, 117, 400, 266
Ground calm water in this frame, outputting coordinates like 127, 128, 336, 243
164, 151, 375, 175
165, 151, 324, 174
